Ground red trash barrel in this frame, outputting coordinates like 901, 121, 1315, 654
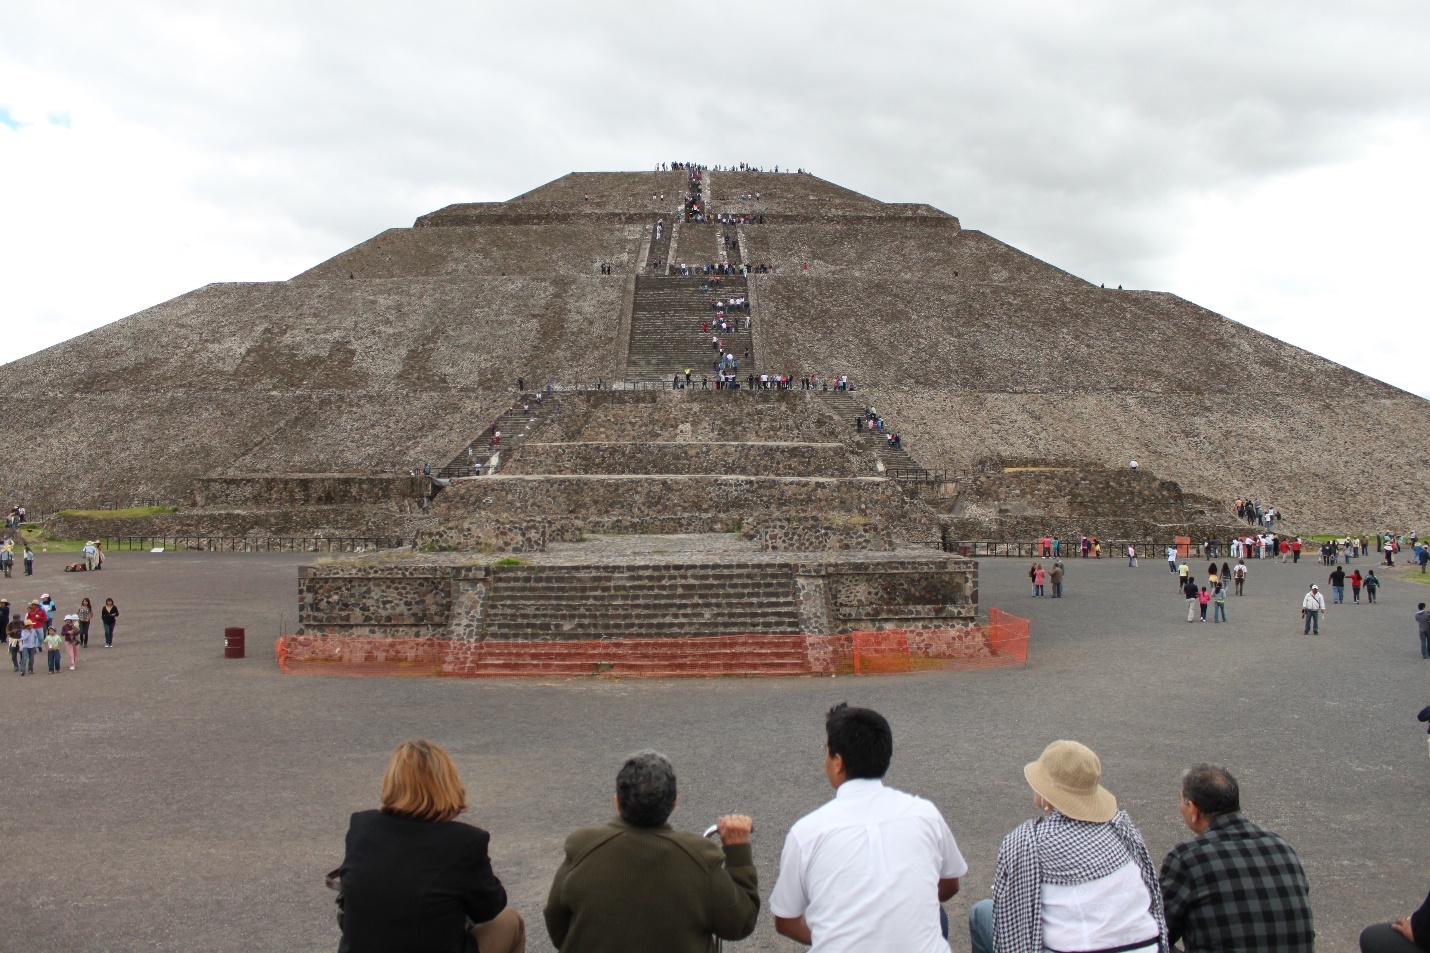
224, 627, 245, 659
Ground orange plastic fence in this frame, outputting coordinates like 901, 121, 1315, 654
275, 612, 1031, 679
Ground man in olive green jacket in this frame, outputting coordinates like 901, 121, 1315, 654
544, 750, 759, 952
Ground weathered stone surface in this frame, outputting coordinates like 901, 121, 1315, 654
503, 441, 858, 477
295, 551, 976, 642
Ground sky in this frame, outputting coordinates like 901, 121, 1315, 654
3, 1, 1428, 395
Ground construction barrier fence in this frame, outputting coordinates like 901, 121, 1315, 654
274, 611, 1030, 679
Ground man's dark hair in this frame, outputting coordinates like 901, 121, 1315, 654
825, 702, 893, 779
616, 750, 677, 827
1182, 764, 1241, 818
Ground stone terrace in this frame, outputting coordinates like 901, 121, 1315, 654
295, 222, 648, 279
707, 171, 888, 216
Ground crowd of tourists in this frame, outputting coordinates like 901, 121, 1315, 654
1234, 498, 1280, 527
330, 706, 1425, 953
5, 505, 27, 529
4, 591, 121, 674
657, 161, 803, 173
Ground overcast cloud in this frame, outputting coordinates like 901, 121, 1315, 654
3, 1, 1428, 394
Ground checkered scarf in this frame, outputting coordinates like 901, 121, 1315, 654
992, 809, 1167, 953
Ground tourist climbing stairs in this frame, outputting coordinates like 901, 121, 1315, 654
626, 275, 755, 381
645, 217, 672, 272
431, 392, 559, 486
821, 390, 930, 478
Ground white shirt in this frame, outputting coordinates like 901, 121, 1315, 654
1041, 861, 1158, 953
1302, 591, 1325, 611
769, 778, 967, 953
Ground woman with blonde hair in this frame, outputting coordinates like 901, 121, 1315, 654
969, 741, 1166, 953
334, 739, 524, 953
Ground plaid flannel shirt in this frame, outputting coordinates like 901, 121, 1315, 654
1160, 814, 1314, 953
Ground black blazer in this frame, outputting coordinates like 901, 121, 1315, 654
337, 810, 507, 953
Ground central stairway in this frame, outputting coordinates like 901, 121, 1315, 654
481, 561, 803, 640
625, 276, 754, 381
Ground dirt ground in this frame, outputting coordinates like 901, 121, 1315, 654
2, 548, 1426, 952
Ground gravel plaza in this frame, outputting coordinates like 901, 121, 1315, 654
3, 549, 1426, 952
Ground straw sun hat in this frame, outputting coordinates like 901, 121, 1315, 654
1023, 740, 1118, 823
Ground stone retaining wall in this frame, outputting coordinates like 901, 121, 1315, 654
427, 474, 940, 548
194, 475, 427, 507
296, 554, 975, 640
503, 441, 858, 477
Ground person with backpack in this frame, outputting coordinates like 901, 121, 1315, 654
1233, 560, 1248, 596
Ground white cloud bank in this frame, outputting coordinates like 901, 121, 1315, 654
2, 1, 1427, 393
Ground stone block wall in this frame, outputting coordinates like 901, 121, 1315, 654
295, 553, 976, 642
428, 474, 940, 547
194, 475, 427, 507
503, 441, 858, 477
750, 518, 894, 551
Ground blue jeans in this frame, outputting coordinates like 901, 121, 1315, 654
1214, 602, 1227, 622
1304, 610, 1320, 634
20, 646, 35, 673
1420, 629, 1429, 659
1333, 585, 1344, 603
969, 898, 993, 953
47, 649, 61, 672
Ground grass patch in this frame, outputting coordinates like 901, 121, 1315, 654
1396, 567, 1430, 586
55, 505, 179, 519
492, 557, 527, 566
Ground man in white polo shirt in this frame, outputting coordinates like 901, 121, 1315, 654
770, 703, 967, 952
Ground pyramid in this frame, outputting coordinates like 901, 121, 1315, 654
6, 168, 1426, 534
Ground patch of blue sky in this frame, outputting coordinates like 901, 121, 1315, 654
48, 111, 71, 128
0, 107, 23, 131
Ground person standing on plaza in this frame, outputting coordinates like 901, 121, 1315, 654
39, 593, 56, 635
1161, 764, 1314, 953
77, 598, 92, 647
1029, 561, 1040, 596
18, 616, 40, 675
1212, 584, 1227, 623
1178, 561, 1191, 590
1330, 565, 1347, 604
1302, 585, 1326, 635
1366, 569, 1381, 604
969, 741, 1165, 953
82, 540, 98, 571
1351, 569, 1364, 604
1167, 545, 1178, 573
1183, 577, 1200, 622
771, 703, 967, 953
1050, 561, 1064, 598
6, 619, 20, 672
1128, 544, 1138, 568
23, 544, 34, 576
101, 598, 119, 647
1233, 560, 1247, 596
1415, 604, 1430, 660
1292, 537, 1302, 563
43, 626, 63, 673
1033, 564, 1047, 597
61, 614, 80, 670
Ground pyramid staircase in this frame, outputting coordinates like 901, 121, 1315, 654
625, 276, 754, 382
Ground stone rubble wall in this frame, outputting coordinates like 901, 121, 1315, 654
295, 554, 976, 641
502, 441, 859, 477
194, 475, 428, 507
426, 474, 941, 548
46, 505, 418, 542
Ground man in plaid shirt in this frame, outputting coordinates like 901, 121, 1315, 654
1160, 765, 1314, 952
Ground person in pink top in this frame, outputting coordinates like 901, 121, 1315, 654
1197, 587, 1211, 621
1033, 566, 1048, 597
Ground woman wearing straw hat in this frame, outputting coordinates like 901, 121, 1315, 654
969, 741, 1166, 953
